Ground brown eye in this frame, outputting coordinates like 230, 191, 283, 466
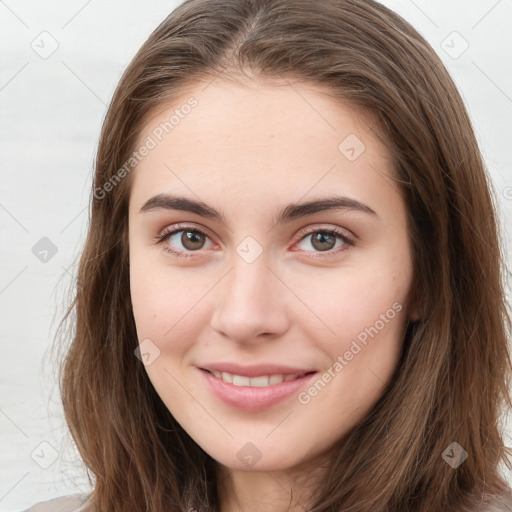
180, 230, 206, 251
156, 225, 214, 258
293, 227, 354, 259
310, 232, 337, 251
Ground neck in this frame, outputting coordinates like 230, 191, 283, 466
216, 461, 324, 512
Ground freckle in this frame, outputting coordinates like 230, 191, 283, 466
153, 313, 157, 319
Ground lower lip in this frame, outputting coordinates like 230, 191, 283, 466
198, 368, 317, 412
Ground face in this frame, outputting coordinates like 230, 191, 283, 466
128, 78, 415, 473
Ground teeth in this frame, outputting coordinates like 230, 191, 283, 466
250, 376, 270, 387
269, 374, 283, 385
209, 370, 304, 387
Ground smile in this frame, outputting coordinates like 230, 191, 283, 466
198, 368, 318, 411
205, 369, 312, 387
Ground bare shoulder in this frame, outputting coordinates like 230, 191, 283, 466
22, 493, 94, 512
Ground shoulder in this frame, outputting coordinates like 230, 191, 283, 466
22, 493, 94, 512
470, 481, 512, 512
484, 493, 512, 512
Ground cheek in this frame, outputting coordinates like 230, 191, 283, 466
129, 251, 210, 356
291, 257, 410, 413
297, 264, 408, 349
294, 273, 407, 425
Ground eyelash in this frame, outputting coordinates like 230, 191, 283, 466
154, 223, 355, 260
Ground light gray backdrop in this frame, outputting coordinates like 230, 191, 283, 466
1, 0, 511, 510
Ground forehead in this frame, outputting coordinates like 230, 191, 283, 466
136, 78, 382, 154
128, 79, 399, 217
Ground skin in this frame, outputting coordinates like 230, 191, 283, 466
128, 78, 417, 512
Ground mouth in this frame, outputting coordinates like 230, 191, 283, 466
201, 368, 316, 387
198, 368, 318, 411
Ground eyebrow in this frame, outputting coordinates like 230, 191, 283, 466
139, 193, 378, 224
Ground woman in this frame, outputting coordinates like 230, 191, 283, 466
26, 0, 512, 510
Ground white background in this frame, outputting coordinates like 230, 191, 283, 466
1, 1, 511, 510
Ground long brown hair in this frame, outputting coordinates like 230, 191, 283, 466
54, 0, 512, 510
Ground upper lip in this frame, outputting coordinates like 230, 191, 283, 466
198, 363, 317, 378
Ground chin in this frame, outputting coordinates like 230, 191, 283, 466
204, 441, 304, 473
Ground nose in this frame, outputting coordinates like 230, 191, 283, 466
209, 256, 290, 344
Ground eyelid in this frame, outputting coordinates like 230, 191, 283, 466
154, 222, 216, 258
292, 224, 355, 246
155, 222, 355, 258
